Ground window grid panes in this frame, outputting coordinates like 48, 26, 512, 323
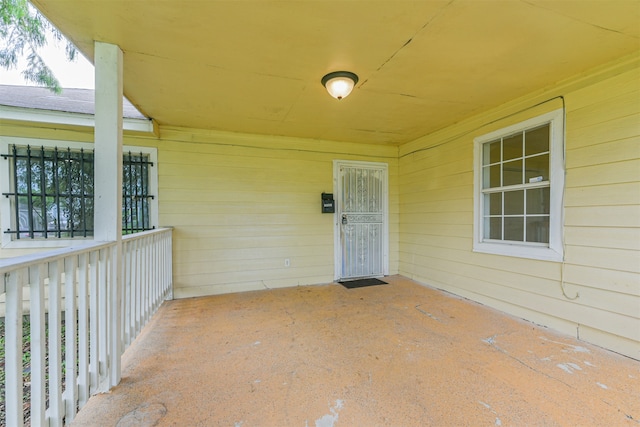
2, 145, 154, 239
481, 124, 551, 244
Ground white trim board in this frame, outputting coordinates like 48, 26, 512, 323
0, 105, 157, 135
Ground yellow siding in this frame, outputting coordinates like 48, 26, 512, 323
158, 128, 398, 297
398, 54, 640, 359
0, 123, 399, 298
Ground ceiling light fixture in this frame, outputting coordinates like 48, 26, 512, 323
321, 71, 358, 100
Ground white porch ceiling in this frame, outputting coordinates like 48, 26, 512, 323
32, 0, 639, 145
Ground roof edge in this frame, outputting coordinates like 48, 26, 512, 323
0, 104, 157, 136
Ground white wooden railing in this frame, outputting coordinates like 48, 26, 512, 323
1, 227, 172, 426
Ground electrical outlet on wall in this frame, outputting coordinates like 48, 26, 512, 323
284, 258, 290, 267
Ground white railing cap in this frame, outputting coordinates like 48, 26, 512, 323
0, 240, 114, 274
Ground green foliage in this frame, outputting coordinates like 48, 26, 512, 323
0, 0, 77, 93
0, 316, 32, 425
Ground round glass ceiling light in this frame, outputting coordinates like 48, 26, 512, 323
321, 71, 358, 100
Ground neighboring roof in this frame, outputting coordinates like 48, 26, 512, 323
0, 85, 146, 120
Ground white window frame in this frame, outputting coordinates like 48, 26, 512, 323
473, 108, 564, 262
0, 136, 158, 249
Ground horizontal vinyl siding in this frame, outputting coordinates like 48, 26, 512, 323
157, 128, 399, 298
0, 123, 399, 297
399, 55, 640, 359
560, 59, 640, 356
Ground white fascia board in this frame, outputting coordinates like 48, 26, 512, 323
0, 104, 156, 135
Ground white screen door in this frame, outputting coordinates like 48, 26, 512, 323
334, 160, 388, 280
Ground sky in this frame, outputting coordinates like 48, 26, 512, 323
0, 33, 95, 89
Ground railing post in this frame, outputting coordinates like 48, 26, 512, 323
77, 252, 91, 407
5, 269, 25, 427
48, 260, 64, 426
123, 240, 131, 348
89, 250, 100, 394
142, 240, 149, 325
167, 230, 174, 300
64, 255, 79, 421
134, 240, 141, 337
98, 248, 109, 392
30, 264, 47, 426
153, 234, 160, 310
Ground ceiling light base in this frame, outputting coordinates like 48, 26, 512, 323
321, 71, 358, 100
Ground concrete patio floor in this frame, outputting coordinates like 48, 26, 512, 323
71, 275, 639, 426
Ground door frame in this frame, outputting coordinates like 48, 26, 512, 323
333, 160, 389, 281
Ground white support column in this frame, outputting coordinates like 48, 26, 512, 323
94, 41, 123, 388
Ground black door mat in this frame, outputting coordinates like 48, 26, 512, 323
339, 278, 387, 289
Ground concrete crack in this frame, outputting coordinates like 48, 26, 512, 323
482, 333, 574, 388
625, 413, 640, 424
415, 304, 442, 322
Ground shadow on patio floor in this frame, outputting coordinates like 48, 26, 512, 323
71, 275, 639, 426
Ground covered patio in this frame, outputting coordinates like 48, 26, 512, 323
71, 276, 639, 426
1, 0, 639, 424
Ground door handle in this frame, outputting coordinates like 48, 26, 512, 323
341, 214, 348, 225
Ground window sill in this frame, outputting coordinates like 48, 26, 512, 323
473, 241, 563, 262
2, 237, 92, 250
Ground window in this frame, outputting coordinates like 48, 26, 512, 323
473, 109, 564, 261
0, 137, 158, 247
